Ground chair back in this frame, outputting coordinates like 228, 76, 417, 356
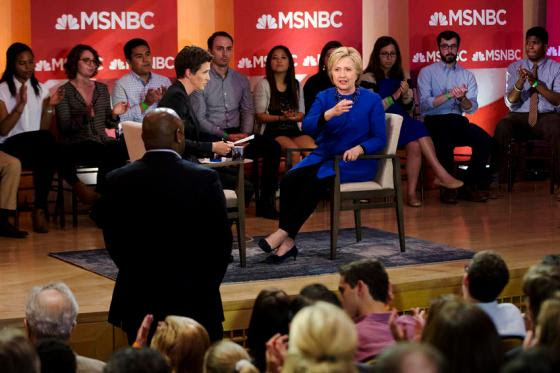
375, 113, 403, 188
121, 121, 145, 161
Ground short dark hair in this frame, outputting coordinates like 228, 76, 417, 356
35, 338, 76, 373
526, 26, 549, 44
64, 44, 101, 79
299, 283, 341, 307
437, 30, 461, 47
174, 46, 213, 79
467, 251, 509, 302
207, 31, 234, 50
501, 346, 559, 373
339, 259, 389, 303
104, 348, 170, 373
0, 328, 40, 373
124, 38, 150, 60
523, 264, 560, 321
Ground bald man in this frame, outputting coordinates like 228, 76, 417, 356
95, 108, 232, 343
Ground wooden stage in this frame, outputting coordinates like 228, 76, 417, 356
1, 181, 559, 360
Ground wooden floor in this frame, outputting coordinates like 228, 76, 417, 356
1, 180, 559, 349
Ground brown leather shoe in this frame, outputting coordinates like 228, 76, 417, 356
32, 209, 49, 233
73, 181, 100, 205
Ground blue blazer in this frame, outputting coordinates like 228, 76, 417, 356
294, 87, 387, 183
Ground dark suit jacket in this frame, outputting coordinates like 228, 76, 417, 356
158, 81, 213, 161
96, 151, 232, 341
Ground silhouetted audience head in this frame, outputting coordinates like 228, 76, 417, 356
500, 346, 559, 373
421, 298, 503, 373
464, 250, 510, 302
204, 340, 258, 373
522, 264, 560, 327
535, 294, 560, 351
0, 328, 40, 373
283, 301, 357, 373
300, 283, 341, 307
375, 342, 446, 373
35, 338, 76, 373
25, 282, 79, 342
150, 316, 210, 373
104, 348, 170, 373
246, 288, 291, 372
142, 108, 185, 153
541, 255, 560, 268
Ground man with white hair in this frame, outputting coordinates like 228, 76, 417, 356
24, 282, 105, 373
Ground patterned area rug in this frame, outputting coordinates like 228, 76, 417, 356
49, 227, 474, 283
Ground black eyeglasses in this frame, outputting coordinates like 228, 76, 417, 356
440, 44, 458, 51
380, 52, 397, 58
79, 58, 99, 66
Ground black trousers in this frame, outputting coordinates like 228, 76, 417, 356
0, 130, 56, 209
424, 114, 492, 188
492, 112, 560, 180
279, 163, 333, 238
59, 139, 128, 193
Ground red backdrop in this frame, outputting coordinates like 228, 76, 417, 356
31, 0, 177, 89
547, 0, 560, 62
409, 0, 524, 135
234, 0, 362, 80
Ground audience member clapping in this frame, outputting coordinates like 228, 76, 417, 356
204, 340, 259, 373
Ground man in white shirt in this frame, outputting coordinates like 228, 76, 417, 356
462, 251, 525, 337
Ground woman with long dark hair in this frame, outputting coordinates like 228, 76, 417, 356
0, 42, 63, 233
254, 45, 315, 166
303, 40, 343, 113
55, 44, 129, 199
362, 36, 463, 206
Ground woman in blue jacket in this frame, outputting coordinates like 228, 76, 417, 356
259, 47, 387, 264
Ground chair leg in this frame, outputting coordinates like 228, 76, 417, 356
550, 149, 557, 194
506, 142, 514, 193
353, 207, 362, 242
330, 194, 340, 260
72, 192, 78, 227
56, 173, 66, 228
395, 194, 406, 253
237, 216, 246, 268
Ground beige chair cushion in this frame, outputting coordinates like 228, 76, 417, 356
121, 121, 145, 162
340, 181, 383, 192
223, 189, 238, 208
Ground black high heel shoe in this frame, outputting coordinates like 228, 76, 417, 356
265, 246, 298, 264
258, 238, 273, 253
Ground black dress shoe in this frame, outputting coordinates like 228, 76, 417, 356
0, 221, 28, 239
458, 186, 488, 203
265, 246, 298, 264
258, 238, 273, 253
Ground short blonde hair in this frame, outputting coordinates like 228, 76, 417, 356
327, 46, 363, 81
204, 340, 258, 373
151, 316, 210, 373
282, 302, 357, 373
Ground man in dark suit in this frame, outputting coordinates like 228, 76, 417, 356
96, 108, 232, 343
